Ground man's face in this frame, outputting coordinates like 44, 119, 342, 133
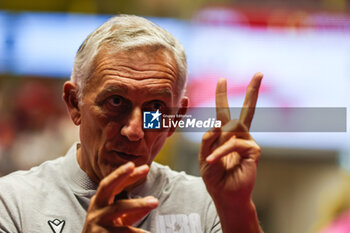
77, 47, 182, 181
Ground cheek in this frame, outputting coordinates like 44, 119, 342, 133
148, 132, 168, 162
80, 106, 109, 146
104, 121, 122, 150
104, 121, 121, 138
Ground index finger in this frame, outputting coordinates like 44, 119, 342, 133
216, 78, 231, 125
239, 72, 263, 130
94, 162, 149, 207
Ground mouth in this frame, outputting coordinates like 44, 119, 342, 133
112, 150, 142, 161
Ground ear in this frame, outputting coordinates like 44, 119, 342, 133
167, 96, 189, 137
63, 81, 81, 125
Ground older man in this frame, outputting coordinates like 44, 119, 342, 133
0, 15, 263, 233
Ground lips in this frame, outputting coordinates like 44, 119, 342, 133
112, 150, 142, 161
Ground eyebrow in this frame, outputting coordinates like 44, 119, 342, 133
145, 87, 173, 98
95, 84, 174, 104
95, 85, 128, 103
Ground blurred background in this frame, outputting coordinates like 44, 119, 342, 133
1, 0, 350, 233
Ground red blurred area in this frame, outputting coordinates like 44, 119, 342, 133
194, 5, 350, 30
0, 77, 78, 175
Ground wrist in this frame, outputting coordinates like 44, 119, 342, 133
213, 199, 263, 233
209, 187, 252, 210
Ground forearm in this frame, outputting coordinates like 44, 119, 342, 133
214, 199, 263, 233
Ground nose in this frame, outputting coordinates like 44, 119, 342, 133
120, 107, 144, 141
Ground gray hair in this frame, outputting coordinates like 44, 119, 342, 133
71, 15, 187, 101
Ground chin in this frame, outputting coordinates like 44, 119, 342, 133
98, 163, 121, 179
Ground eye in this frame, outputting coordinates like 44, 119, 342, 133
144, 100, 166, 112
108, 96, 122, 107
104, 95, 130, 112
152, 102, 162, 110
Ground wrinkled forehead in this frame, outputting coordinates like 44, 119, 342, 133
83, 45, 181, 100
100, 44, 176, 63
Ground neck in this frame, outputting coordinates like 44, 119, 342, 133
76, 145, 100, 184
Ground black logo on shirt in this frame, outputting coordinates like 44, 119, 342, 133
48, 219, 65, 233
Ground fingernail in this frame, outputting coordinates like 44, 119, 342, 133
138, 164, 149, 172
140, 230, 151, 233
206, 154, 214, 163
124, 162, 134, 172
145, 196, 158, 206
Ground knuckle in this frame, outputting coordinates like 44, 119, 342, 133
86, 212, 99, 224
90, 224, 100, 232
256, 146, 262, 155
202, 131, 216, 142
253, 144, 261, 156
90, 195, 97, 206
229, 135, 236, 143
248, 85, 257, 94
236, 121, 247, 131
99, 179, 109, 188
202, 132, 211, 141
88, 195, 101, 211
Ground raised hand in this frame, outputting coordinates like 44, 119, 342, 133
82, 162, 158, 233
199, 72, 263, 233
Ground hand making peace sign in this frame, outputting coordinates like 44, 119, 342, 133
199, 72, 263, 233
